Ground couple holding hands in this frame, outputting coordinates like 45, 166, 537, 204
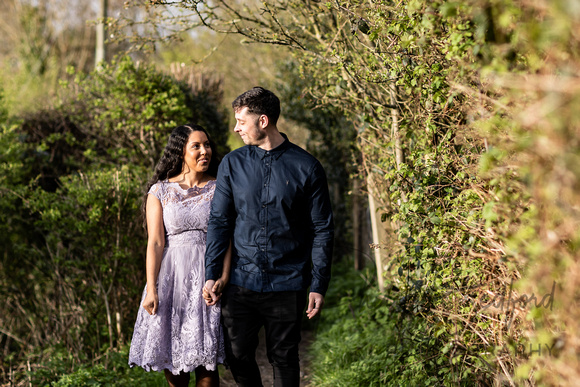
128, 87, 334, 387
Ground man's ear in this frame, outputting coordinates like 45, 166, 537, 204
259, 114, 269, 129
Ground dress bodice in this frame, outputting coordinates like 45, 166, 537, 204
148, 180, 216, 246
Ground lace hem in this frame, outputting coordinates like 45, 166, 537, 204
129, 356, 226, 375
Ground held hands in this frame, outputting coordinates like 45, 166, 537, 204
306, 292, 325, 319
142, 287, 159, 315
203, 278, 227, 306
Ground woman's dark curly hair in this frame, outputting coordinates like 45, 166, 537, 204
141, 123, 220, 226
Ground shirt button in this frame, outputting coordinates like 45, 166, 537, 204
264, 183, 267, 187
262, 204, 266, 208
261, 227, 265, 230
261, 248, 265, 252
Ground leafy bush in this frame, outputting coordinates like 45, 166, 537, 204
28, 345, 165, 387
310, 261, 493, 386
12, 166, 145, 378
59, 55, 229, 170
1, 57, 231, 384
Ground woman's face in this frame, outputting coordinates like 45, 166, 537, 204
183, 130, 212, 174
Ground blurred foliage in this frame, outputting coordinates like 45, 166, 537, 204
0, 0, 129, 116
154, 31, 291, 115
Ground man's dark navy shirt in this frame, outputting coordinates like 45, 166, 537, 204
205, 135, 334, 295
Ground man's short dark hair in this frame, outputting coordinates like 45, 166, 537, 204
232, 87, 281, 125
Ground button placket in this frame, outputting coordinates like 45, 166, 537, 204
258, 153, 272, 270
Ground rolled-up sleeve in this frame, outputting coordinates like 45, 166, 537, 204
205, 159, 236, 281
308, 162, 334, 295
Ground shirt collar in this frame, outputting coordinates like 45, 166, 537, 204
254, 133, 290, 160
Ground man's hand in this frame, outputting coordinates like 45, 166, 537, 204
306, 292, 325, 319
213, 278, 227, 295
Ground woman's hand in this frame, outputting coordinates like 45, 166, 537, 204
142, 287, 159, 315
202, 281, 215, 305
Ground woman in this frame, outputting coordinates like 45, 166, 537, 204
129, 124, 230, 387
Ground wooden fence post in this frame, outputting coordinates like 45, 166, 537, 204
368, 181, 386, 292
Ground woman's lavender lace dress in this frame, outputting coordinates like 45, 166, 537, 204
129, 180, 225, 375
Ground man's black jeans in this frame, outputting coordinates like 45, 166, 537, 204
221, 285, 307, 387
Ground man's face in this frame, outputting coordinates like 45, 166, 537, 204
234, 107, 266, 146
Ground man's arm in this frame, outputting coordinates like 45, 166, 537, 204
205, 160, 236, 282
306, 161, 334, 316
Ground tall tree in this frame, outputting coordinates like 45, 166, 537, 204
96, 0, 108, 67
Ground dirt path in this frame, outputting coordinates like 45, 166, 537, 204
218, 329, 314, 387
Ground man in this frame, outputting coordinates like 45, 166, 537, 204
204, 87, 334, 387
